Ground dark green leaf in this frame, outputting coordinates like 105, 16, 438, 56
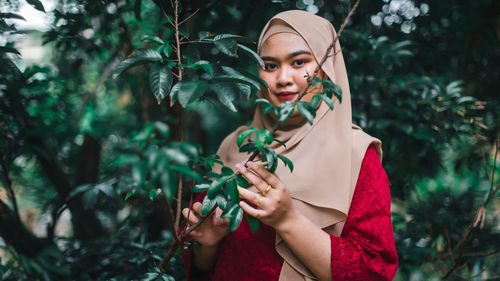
239, 143, 257, 153
198, 31, 213, 40
26, 0, 45, 12
315, 94, 334, 110
170, 80, 207, 107
297, 101, 316, 124
221, 166, 234, 176
153, 121, 170, 138
192, 60, 214, 76
113, 48, 162, 79
277, 101, 295, 123
256, 129, 272, 151
237, 127, 258, 147
236, 83, 252, 99
227, 206, 243, 232
227, 179, 239, 201
235, 174, 250, 188
142, 35, 164, 45
201, 195, 216, 216
214, 38, 238, 57
207, 175, 232, 197
209, 83, 238, 112
221, 201, 238, 219
0, 13, 26, 21
235, 67, 268, 88
273, 138, 286, 148
236, 44, 264, 68
149, 63, 173, 103
170, 165, 203, 182
111, 154, 140, 166
277, 154, 294, 172
247, 214, 259, 233
125, 190, 138, 200
215, 192, 227, 209
192, 183, 209, 192
213, 34, 253, 44
0, 46, 20, 55
262, 147, 277, 173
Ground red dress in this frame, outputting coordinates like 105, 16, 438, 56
182, 146, 398, 280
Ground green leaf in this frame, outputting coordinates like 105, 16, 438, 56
322, 80, 343, 103
213, 34, 254, 44
149, 63, 173, 103
0, 46, 20, 55
111, 154, 140, 166
0, 13, 26, 21
256, 129, 273, 151
191, 60, 214, 76
192, 183, 209, 193
262, 147, 278, 173
221, 166, 234, 176
227, 179, 239, 201
214, 38, 238, 57
26, 0, 45, 12
125, 190, 138, 200
170, 165, 203, 182
198, 31, 213, 40
209, 83, 238, 112
297, 101, 316, 124
255, 98, 271, 106
237, 127, 258, 147
227, 206, 244, 232
215, 192, 227, 209
170, 80, 207, 107
277, 154, 294, 172
221, 201, 238, 219
113, 48, 162, 79
239, 143, 257, 153
132, 162, 147, 183
236, 83, 252, 99
314, 94, 334, 110
277, 101, 295, 123
235, 67, 268, 88
207, 175, 232, 197
201, 195, 216, 216
236, 44, 264, 68
273, 138, 286, 148
235, 174, 250, 188
247, 214, 259, 233
134, 0, 142, 21
142, 35, 164, 44
153, 121, 170, 138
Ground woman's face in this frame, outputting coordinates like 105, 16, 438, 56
259, 33, 323, 110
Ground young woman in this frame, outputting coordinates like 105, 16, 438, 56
181, 10, 398, 281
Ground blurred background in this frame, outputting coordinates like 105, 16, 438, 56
0, 0, 499, 280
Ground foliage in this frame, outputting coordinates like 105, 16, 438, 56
0, 0, 498, 280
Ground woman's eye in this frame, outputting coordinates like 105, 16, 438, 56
264, 63, 277, 71
292, 59, 305, 66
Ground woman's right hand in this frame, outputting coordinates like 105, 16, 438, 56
182, 202, 229, 247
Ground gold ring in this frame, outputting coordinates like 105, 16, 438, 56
261, 184, 272, 196
256, 196, 263, 207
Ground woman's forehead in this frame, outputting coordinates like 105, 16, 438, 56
259, 33, 312, 56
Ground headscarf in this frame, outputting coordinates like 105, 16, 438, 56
216, 10, 382, 281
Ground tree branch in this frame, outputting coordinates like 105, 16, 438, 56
0, 149, 20, 222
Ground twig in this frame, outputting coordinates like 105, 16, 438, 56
162, 193, 179, 242
179, 8, 199, 25
441, 134, 499, 279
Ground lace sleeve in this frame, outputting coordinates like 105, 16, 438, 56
330, 146, 398, 281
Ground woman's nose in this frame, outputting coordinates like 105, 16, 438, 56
276, 66, 293, 87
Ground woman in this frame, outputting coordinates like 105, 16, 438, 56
182, 10, 398, 281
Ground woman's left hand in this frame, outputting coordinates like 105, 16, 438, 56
235, 161, 298, 230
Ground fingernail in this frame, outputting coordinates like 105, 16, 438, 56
235, 163, 242, 171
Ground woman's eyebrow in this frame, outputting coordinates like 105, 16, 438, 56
260, 50, 312, 61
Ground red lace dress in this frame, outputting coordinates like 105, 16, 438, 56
182, 146, 398, 281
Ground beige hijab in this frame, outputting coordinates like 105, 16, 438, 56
216, 10, 382, 281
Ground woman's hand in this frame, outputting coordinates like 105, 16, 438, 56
236, 161, 299, 231
182, 202, 229, 247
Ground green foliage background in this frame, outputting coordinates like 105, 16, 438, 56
0, 0, 499, 280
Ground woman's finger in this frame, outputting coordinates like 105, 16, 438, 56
236, 163, 267, 192
247, 161, 283, 190
182, 207, 199, 224
238, 187, 265, 208
192, 202, 203, 216
239, 200, 264, 218
213, 207, 229, 226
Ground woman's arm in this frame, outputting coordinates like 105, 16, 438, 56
237, 146, 397, 281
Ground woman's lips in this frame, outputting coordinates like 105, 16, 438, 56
276, 92, 298, 101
